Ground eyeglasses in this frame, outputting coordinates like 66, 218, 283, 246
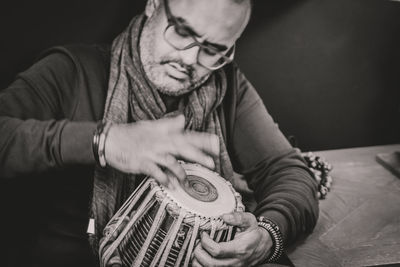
162, 0, 235, 70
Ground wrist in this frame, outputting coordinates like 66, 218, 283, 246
257, 216, 284, 263
92, 120, 113, 167
257, 226, 273, 263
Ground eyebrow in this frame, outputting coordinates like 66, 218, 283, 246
203, 41, 228, 52
175, 17, 229, 52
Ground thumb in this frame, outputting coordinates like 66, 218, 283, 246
221, 212, 257, 230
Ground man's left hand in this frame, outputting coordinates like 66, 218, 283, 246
193, 212, 273, 267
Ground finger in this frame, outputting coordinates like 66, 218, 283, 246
221, 212, 257, 230
141, 162, 169, 186
200, 232, 240, 259
174, 145, 215, 170
168, 136, 215, 169
194, 240, 239, 267
184, 132, 220, 156
157, 114, 185, 133
156, 154, 186, 182
192, 258, 202, 267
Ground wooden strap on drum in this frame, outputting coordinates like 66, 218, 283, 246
132, 197, 169, 266
159, 209, 185, 266
184, 216, 201, 267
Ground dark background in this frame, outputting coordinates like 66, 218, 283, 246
1, 0, 399, 151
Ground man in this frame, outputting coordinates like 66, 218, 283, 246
0, 0, 319, 266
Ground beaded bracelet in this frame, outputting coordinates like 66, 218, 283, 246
257, 216, 284, 263
303, 152, 333, 199
92, 120, 112, 167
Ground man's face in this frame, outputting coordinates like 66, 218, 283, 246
139, 0, 250, 95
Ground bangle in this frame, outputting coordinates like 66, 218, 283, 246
92, 120, 112, 167
92, 121, 103, 165
257, 216, 284, 263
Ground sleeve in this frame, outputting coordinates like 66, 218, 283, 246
0, 51, 97, 179
230, 68, 319, 244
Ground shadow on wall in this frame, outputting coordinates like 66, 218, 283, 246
1, 0, 399, 150
236, 0, 400, 150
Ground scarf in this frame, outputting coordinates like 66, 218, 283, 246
88, 14, 234, 257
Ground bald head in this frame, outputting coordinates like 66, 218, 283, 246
168, 0, 251, 41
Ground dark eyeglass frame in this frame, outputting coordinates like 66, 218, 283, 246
162, 0, 235, 70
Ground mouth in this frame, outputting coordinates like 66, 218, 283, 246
165, 62, 190, 80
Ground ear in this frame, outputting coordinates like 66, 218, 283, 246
145, 0, 162, 17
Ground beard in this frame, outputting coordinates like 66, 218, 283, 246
143, 58, 211, 96
139, 18, 211, 96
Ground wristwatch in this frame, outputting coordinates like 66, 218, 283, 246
257, 216, 284, 263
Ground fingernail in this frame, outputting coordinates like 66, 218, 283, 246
208, 157, 215, 169
180, 172, 187, 182
167, 180, 175, 190
211, 135, 219, 154
201, 231, 207, 239
222, 213, 233, 221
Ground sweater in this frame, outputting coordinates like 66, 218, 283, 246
0, 44, 318, 266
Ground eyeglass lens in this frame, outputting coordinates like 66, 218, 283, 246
164, 24, 231, 69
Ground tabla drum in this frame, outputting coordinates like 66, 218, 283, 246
99, 161, 244, 267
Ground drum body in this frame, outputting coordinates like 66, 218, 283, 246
99, 162, 244, 267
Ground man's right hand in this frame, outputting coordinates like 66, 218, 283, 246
104, 115, 219, 186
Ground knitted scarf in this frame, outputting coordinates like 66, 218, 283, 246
89, 14, 234, 256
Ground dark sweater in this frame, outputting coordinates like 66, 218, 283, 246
0, 44, 318, 266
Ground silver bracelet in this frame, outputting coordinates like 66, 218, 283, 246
97, 121, 112, 167
257, 216, 284, 263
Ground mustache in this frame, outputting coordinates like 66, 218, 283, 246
160, 59, 195, 79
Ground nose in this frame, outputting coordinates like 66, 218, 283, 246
179, 46, 200, 66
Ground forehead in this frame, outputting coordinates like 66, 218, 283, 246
168, 0, 250, 45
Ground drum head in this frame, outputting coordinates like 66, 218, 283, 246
161, 162, 236, 218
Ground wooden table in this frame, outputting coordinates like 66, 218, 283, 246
287, 144, 400, 267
